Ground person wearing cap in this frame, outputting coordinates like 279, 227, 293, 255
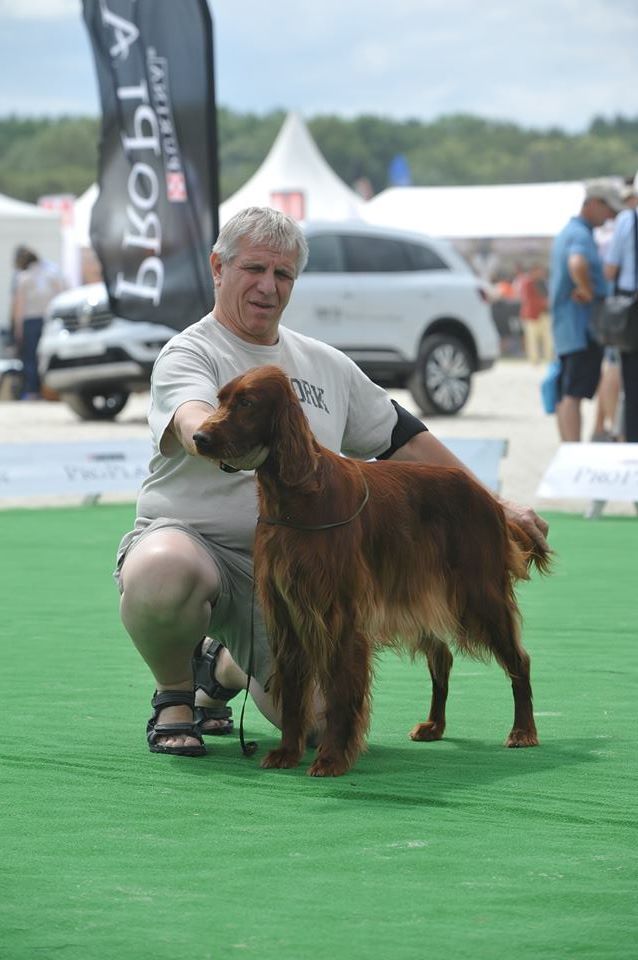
603, 173, 638, 442
549, 179, 624, 441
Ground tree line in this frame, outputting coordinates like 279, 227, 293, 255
0, 109, 636, 206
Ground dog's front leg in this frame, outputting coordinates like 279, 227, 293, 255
261, 646, 310, 770
308, 632, 372, 777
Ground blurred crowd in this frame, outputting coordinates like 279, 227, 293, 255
471, 173, 638, 444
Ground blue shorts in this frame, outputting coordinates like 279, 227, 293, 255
558, 341, 603, 400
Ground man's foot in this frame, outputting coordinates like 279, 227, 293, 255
147, 689, 206, 757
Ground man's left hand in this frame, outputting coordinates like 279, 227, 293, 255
500, 499, 550, 551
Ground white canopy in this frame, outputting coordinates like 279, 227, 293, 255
362, 181, 589, 239
220, 112, 363, 224
0, 193, 62, 332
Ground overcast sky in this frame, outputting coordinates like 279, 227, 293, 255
0, 0, 637, 132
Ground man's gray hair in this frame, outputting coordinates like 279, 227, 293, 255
212, 206, 309, 276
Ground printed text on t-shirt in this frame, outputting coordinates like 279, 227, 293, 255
289, 377, 330, 413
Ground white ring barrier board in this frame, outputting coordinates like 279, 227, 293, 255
537, 442, 638, 502
0, 439, 153, 499
1, 437, 507, 502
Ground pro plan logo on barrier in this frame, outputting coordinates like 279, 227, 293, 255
82, 0, 217, 330
0, 440, 152, 498
537, 443, 638, 502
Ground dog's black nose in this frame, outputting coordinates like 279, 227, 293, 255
193, 431, 210, 452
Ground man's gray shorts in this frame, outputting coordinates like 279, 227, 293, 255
114, 517, 272, 688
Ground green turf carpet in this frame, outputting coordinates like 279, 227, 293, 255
1, 504, 636, 960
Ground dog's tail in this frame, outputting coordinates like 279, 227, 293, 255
507, 520, 553, 576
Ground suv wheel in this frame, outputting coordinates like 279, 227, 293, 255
63, 389, 130, 421
408, 334, 473, 415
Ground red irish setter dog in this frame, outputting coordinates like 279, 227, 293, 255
194, 365, 550, 777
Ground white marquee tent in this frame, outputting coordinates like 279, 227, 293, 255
361, 181, 589, 240
219, 112, 363, 224
0, 193, 62, 333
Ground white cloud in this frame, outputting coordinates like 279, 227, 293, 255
0, 0, 78, 19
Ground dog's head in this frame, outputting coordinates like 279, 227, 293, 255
193, 365, 318, 482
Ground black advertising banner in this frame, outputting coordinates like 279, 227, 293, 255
82, 0, 219, 330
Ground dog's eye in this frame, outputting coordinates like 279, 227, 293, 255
235, 396, 253, 408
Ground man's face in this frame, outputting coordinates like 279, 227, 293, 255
210, 236, 297, 345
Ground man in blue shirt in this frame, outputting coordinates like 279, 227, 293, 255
549, 180, 624, 440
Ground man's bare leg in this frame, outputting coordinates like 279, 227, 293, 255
120, 529, 220, 750
556, 395, 582, 441
592, 361, 621, 439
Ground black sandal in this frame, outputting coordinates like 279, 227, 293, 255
146, 689, 206, 757
192, 638, 241, 737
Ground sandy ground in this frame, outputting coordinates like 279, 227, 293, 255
0, 358, 634, 516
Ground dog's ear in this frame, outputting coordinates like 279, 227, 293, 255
270, 376, 319, 487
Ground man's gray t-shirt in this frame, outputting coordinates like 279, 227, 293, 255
135, 314, 398, 554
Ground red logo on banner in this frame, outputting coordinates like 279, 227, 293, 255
166, 171, 188, 203
270, 191, 305, 220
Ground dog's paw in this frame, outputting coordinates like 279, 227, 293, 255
409, 721, 445, 742
307, 756, 351, 777
261, 747, 301, 769
505, 728, 539, 748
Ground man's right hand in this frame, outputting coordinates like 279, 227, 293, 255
171, 400, 215, 456
571, 285, 593, 304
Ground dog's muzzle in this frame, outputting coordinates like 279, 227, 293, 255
217, 445, 270, 472
192, 432, 270, 473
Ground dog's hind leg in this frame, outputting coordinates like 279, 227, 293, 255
308, 631, 372, 777
499, 639, 538, 748
465, 596, 538, 748
409, 635, 453, 742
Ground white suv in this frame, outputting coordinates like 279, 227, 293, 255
38, 221, 498, 419
291, 220, 499, 415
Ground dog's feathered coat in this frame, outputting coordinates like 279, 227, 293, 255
194, 365, 550, 777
